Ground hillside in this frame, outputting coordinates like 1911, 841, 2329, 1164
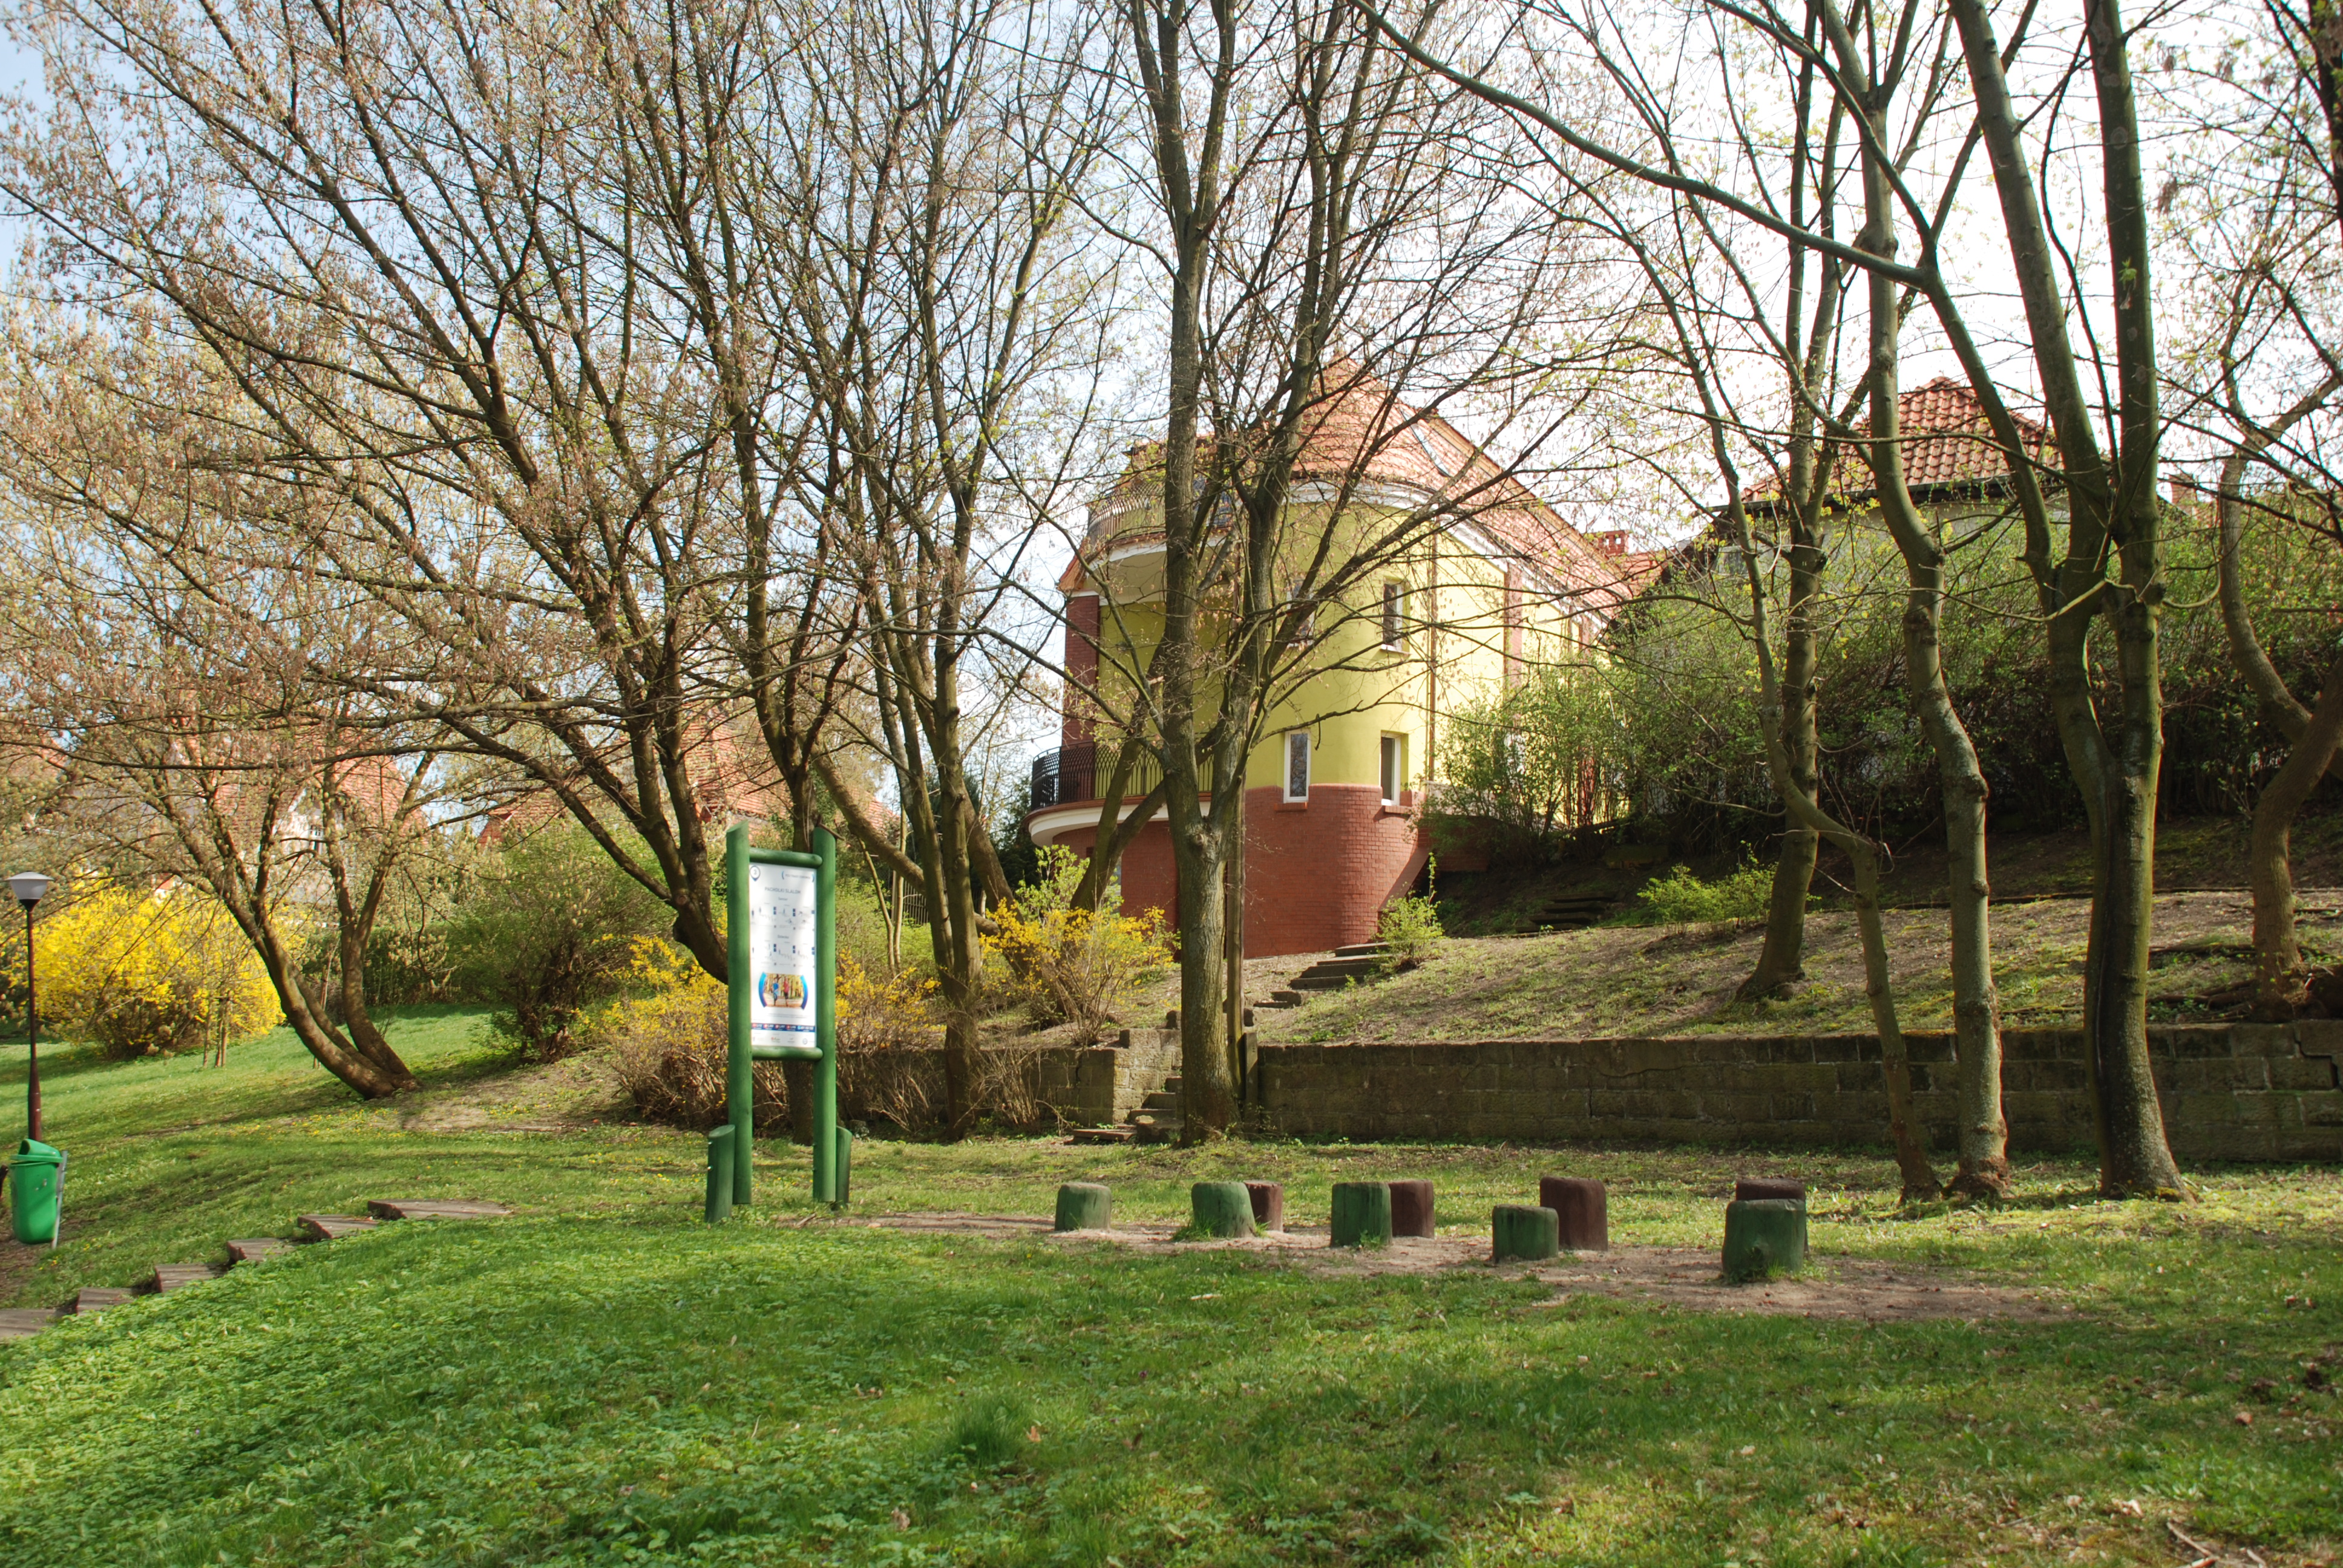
1251, 889, 2339, 1045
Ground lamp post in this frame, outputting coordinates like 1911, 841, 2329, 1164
9, 872, 51, 1142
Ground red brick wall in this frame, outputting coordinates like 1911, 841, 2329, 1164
1063, 595, 1099, 746
1060, 785, 1426, 958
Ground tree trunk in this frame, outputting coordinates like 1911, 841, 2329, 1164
1740, 543, 1820, 999
1847, 838, 1943, 1202
2250, 652, 2343, 1016
1168, 806, 1241, 1139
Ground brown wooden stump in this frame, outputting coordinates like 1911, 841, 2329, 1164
1388, 1180, 1435, 1238
1244, 1181, 1285, 1232
1735, 1179, 1807, 1206
1538, 1176, 1610, 1250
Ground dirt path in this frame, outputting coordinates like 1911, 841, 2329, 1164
830, 1211, 2068, 1322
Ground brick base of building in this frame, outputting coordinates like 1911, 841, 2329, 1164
1050, 785, 1427, 959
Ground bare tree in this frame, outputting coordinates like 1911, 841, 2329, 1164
0, 321, 430, 1096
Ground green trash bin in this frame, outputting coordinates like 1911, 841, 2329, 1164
10, 1138, 64, 1245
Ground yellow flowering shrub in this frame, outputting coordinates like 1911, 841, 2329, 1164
596, 938, 787, 1131
983, 847, 1170, 1038
29, 884, 279, 1059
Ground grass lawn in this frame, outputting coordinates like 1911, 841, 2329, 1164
1, 1012, 2339, 1564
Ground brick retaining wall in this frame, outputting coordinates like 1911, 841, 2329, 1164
1254, 1022, 2343, 1162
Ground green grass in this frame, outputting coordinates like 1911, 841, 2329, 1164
1, 1015, 2340, 1564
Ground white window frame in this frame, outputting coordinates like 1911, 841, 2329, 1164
1283, 730, 1312, 803
1379, 733, 1403, 805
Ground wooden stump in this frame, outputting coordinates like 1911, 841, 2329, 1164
1329, 1182, 1392, 1247
1722, 1198, 1808, 1281
1055, 1181, 1113, 1232
1538, 1177, 1610, 1250
1492, 1204, 1561, 1263
1244, 1180, 1285, 1232
1388, 1180, 1435, 1238
1734, 1178, 1807, 1207
1189, 1181, 1255, 1239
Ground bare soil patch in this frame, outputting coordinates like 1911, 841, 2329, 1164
394, 1050, 634, 1134
830, 1210, 2065, 1322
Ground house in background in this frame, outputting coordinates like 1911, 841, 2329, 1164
1027, 369, 1661, 958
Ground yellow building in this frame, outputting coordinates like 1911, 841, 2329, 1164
1028, 368, 1659, 956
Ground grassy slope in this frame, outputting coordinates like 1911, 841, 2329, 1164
1262, 890, 2343, 1045
0, 1014, 2340, 1563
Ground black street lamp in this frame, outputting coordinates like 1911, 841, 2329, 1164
9, 872, 51, 1142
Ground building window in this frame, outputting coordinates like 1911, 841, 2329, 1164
1283, 730, 1311, 802
1381, 581, 1405, 648
1380, 734, 1403, 804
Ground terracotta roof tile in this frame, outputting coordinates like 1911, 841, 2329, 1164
1078, 361, 1648, 611
1748, 376, 2056, 506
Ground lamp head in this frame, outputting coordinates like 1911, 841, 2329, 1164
8, 871, 51, 909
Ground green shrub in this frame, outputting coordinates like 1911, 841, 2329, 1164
445, 823, 670, 1061
1375, 892, 1444, 972
1634, 857, 1778, 925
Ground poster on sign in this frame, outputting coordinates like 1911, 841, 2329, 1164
747, 860, 819, 1042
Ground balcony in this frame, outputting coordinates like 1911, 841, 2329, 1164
1029, 742, 1099, 812
1029, 743, 1163, 814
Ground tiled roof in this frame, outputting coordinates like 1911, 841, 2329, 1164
1075, 362, 1656, 613
1747, 377, 2056, 508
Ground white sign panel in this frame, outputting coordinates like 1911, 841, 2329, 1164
747, 860, 819, 1042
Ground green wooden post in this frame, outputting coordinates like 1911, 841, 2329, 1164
705, 1126, 735, 1223
726, 825, 754, 1207
812, 827, 839, 1204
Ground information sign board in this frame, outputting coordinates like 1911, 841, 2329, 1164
746, 860, 819, 1044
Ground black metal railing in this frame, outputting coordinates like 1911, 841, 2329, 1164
1030, 742, 1164, 814
1030, 743, 1099, 812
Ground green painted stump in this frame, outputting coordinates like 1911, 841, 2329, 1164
1722, 1198, 1807, 1280
1189, 1182, 1255, 1239
1492, 1204, 1561, 1263
1244, 1180, 1285, 1232
1055, 1182, 1112, 1232
1329, 1181, 1392, 1247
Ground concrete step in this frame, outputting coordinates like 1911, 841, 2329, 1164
367, 1199, 514, 1220
297, 1214, 378, 1242
66, 1288, 132, 1315
1067, 1126, 1136, 1145
226, 1238, 295, 1263
1333, 942, 1392, 959
1141, 1091, 1180, 1114
0, 1308, 53, 1339
1266, 988, 1305, 1007
151, 1263, 226, 1294
1130, 1116, 1181, 1145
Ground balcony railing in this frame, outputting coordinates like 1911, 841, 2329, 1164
1030, 743, 1099, 812
1029, 743, 1162, 814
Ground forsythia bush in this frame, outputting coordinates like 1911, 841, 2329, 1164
597, 938, 786, 1131
985, 847, 1170, 1037
33, 884, 279, 1059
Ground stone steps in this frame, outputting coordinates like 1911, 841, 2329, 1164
1521, 894, 1618, 932
1, 1198, 510, 1340
151, 1263, 226, 1294
297, 1214, 378, 1242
